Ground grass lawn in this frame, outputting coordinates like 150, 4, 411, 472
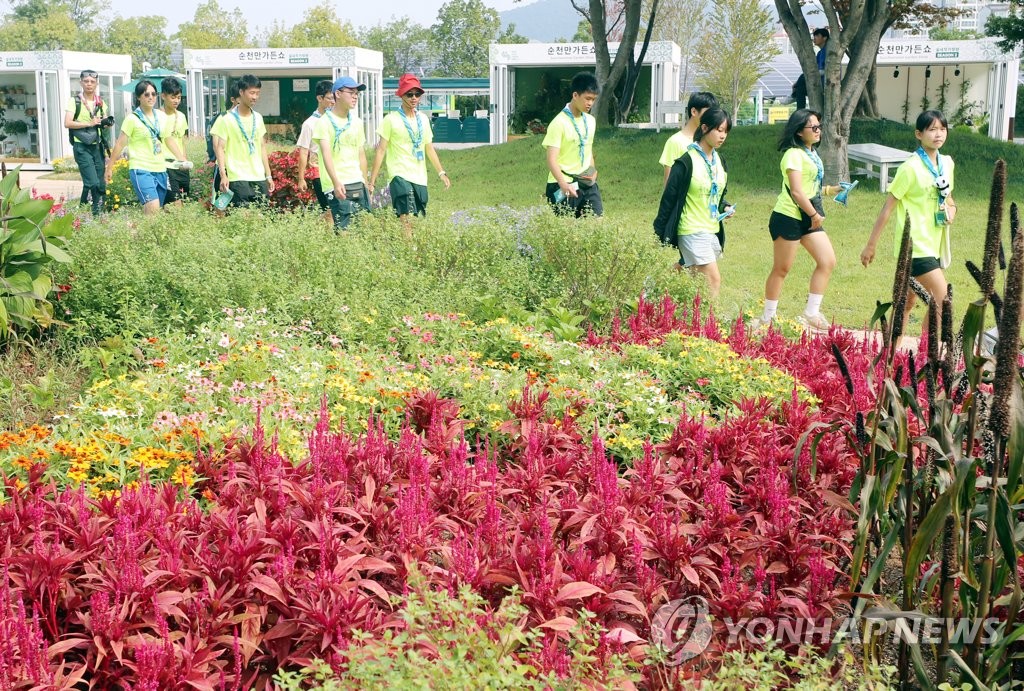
438, 119, 1024, 331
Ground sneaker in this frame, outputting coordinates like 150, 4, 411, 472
748, 316, 770, 332
797, 312, 831, 331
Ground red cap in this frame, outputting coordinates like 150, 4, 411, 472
396, 73, 423, 96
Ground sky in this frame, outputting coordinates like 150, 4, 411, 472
107, 0, 522, 35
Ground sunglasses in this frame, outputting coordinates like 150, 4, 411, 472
805, 125, 822, 132
404, 91, 424, 98
142, 91, 157, 97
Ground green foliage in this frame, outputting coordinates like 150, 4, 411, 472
358, 17, 433, 79
56, 203, 695, 346
0, 343, 85, 429
95, 16, 174, 74
262, 7, 359, 49
695, 0, 780, 123
986, 2, 1024, 53
173, 0, 248, 49
431, 0, 505, 77
274, 566, 637, 690
0, 167, 73, 344
700, 639, 895, 690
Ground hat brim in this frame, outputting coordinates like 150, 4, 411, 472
335, 82, 367, 92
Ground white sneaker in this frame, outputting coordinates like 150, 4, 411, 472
797, 313, 830, 331
748, 316, 771, 332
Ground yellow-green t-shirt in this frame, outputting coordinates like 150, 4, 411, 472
65, 95, 107, 124
162, 109, 187, 159
889, 152, 955, 260
379, 110, 433, 186
678, 147, 726, 237
209, 108, 267, 182
659, 130, 692, 168
315, 111, 365, 186
773, 147, 823, 220
120, 110, 172, 173
541, 109, 595, 183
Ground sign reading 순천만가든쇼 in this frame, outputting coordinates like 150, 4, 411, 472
874, 38, 1007, 64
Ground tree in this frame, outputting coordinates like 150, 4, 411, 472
775, 0, 911, 183
987, 1, 1024, 52
695, 0, 778, 123
359, 17, 433, 78
572, 19, 593, 42
263, 7, 359, 48
651, 0, 704, 99
174, 0, 248, 49
563, 0, 643, 125
431, 0, 503, 77
97, 17, 174, 73
0, 12, 78, 50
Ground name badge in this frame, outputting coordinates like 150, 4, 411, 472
934, 210, 948, 225
415, 149, 424, 161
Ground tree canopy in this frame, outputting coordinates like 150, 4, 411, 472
174, 0, 249, 50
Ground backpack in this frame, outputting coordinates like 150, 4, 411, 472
206, 111, 223, 162
68, 95, 105, 146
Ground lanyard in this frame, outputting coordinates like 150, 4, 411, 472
915, 147, 947, 204
79, 93, 102, 119
326, 111, 352, 149
562, 105, 588, 167
312, 110, 323, 119
688, 143, 721, 209
399, 109, 423, 151
133, 107, 161, 154
803, 146, 824, 191
231, 107, 257, 155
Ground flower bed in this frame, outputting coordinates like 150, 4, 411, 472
0, 297, 886, 687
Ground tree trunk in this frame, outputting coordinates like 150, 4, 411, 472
617, 0, 659, 123
855, 64, 879, 118
588, 0, 642, 126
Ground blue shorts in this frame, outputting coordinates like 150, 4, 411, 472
129, 169, 168, 206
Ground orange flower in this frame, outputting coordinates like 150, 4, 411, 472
511, 352, 521, 360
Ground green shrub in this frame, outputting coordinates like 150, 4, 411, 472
56, 204, 697, 346
274, 567, 637, 690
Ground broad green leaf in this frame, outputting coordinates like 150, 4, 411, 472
0, 165, 21, 199
946, 649, 990, 690
961, 299, 988, 387
906, 459, 972, 583
849, 474, 879, 588
869, 300, 893, 330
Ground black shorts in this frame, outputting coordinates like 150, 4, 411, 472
911, 256, 941, 277
389, 176, 428, 217
165, 167, 191, 203
768, 210, 823, 241
228, 180, 269, 207
311, 177, 330, 211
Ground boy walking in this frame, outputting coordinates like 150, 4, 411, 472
64, 69, 109, 215
659, 91, 718, 186
543, 72, 602, 217
210, 74, 274, 207
296, 79, 335, 223
370, 73, 451, 235
315, 76, 370, 231
161, 78, 190, 206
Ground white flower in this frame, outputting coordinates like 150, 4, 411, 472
218, 334, 231, 348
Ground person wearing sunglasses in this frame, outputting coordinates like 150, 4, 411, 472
370, 73, 451, 236
64, 69, 109, 216
755, 109, 845, 332
654, 107, 734, 299
315, 76, 370, 231
104, 80, 188, 215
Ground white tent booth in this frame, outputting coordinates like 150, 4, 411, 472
874, 38, 1018, 140
488, 41, 681, 144
0, 51, 131, 168
184, 47, 384, 144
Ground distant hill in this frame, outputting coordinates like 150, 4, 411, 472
500, 0, 582, 42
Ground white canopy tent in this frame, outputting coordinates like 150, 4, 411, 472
184, 47, 384, 144
488, 41, 682, 144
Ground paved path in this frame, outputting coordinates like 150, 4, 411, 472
19, 171, 83, 203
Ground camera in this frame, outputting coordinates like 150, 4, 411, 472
99, 115, 115, 128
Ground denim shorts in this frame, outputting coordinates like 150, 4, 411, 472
129, 169, 168, 206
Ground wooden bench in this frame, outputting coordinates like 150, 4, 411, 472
847, 143, 912, 194
655, 101, 688, 132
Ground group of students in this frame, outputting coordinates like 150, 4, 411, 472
648, 90, 955, 331
65, 70, 191, 216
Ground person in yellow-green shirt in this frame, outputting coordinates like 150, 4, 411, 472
370, 73, 451, 236
861, 110, 956, 330
543, 72, 602, 217
754, 109, 845, 332
210, 74, 274, 208
316, 76, 369, 231
659, 91, 718, 187
64, 69, 111, 216
653, 108, 734, 298
104, 80, 188, 215
160, 77, 190, 206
